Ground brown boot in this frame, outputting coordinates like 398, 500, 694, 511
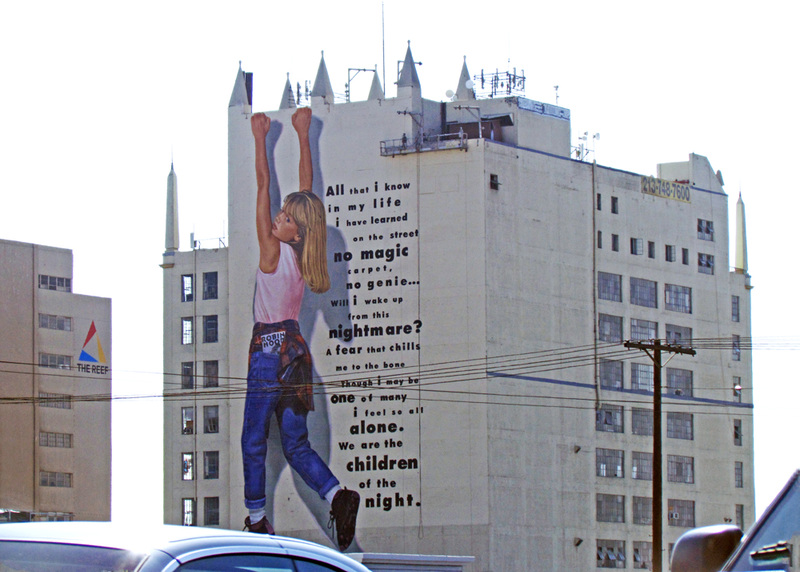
328, 488, 359, 551
244, 516, 275, 535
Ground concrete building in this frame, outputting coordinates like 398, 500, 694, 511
162, 48, 753, 571
0, 239, 112, 522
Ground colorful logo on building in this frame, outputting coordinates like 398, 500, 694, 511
77, 321, 109, 375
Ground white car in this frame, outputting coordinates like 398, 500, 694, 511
0, 521, 373, 572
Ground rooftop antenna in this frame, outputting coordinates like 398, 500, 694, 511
554, 85, 559, 105
381, 1, 386, 97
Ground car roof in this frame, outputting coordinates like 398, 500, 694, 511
0, 522, 371, 572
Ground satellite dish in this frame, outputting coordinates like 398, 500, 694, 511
465, 79, 474, 89
445, 89, 454, 98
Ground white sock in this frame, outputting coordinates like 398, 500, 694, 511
324, 485, 342, 504
249, 508, 266, 522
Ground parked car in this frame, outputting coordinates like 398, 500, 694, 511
673, 469, 800, 572
0, 521, 373, 572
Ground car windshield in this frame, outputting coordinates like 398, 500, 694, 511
0, 540, 147, 572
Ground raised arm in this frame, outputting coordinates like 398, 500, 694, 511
292, 108, 313, 193
252, 113, 281, 273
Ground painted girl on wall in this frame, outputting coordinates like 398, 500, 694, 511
242, 108, 359, 551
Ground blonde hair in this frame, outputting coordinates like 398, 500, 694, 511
283, 192, 330, 293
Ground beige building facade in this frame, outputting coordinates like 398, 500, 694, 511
0, 239, 112, 522
162, 48, 754, 571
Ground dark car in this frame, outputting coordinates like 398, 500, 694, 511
672, 469, 800, 572
0, 521, 373, 572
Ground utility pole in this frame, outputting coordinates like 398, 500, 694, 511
624, 340, 696, 572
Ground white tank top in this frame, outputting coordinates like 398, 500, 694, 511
253, 241, 304, 323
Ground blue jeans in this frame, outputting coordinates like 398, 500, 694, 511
241, 350, 338, 510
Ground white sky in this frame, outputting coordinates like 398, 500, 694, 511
1, 0, 797, 524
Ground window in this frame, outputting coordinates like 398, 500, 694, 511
630, 318, 657, 341
736, 504, 745, 530
733, 376, 742, 402
668, 455, 694, 484
632, 451, 653, 480
735, 461, 744, 488
182, 274, 194, 302
597, 193, 602, 210
630, 277, 657, 308
597, 495, 625, 523
631, 363, 654, 392
182, 452, 194, 481
597, 230, 603, 249
732, 334, 741, 361
667, 412, 694, 440
597, 539, 626, 569
204, 451, 220, 480
203, 272, 218, 300
39, 431, 73, 448
611, 196, 619, 214
181, 318, 194, 345
598, 272, 622, 302
668, 499, 695, 528
39, 391, 72, 409
633, 541, 652, 570
203, 360, 219, 388
599, 359, 623, 389
38, 274, 71, 292
612, 234, 620, 252
665, 244, 676, 262
647, 241, 655, 259
596, 404, 623, 433
697, 218, 714, 241
633, 496, 653, 525
666, 324, 692, 345
665, 284, 692, 313
596, 448, 624, 478
182, 498, 196, 526
204, 405, 219, 434
204, 497, 220, 526
732, 295, 740, 322
39, 313, 72, 331
181, 407, 195, 435
632, 408, 653, 436
181, 362, 194, 389
39, 471, 73, 488
598, 314, 623, 343
666, 368, 693, 396
39, 353, 72, 369
203, 315, 218, 343
734, 419, 743, 446
682, 248, 690, 265
630, 237, 644, 255
698, 253, 715, 275
489, 173, 500, 190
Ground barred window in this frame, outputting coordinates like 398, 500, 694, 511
631, 237, 644, 255
204, 405, 219, 434
204, 496, 220, 526
665, 284, 692, 313
668, 499, 695, 528
666, 324, 692, 345
736, 504, 745, 530
182, 452, 194, 481
631, 363, 654, 392
38, 274, 71, 292
181, 362, 194, 389
597, 494, 625, 523
632, 408, 653, 436
203, 315, 218, 344
204, 451, 220, 480
39, 431, 73, 448
630, 277, 657, 308
600, 359, 623, 390
631, 318, 657, 341
735, 461, 744, 488
203, 272, 218, 300
734, 419, 743, 446
39, 391, 72, 409
665, 244, 676, 262
181, 274, 194, 302
599, 314, 623, 343
698, 253, 715, 275
39, 313, 72, 331
598, 272, 622, 302
181, 318, 194, 345
597, 539, 626, 569
203, 360, 219, 388
632, 451, 653, 481
697, 218, 714, 241
181, 407, 195, 435
667, 368, 693, 397
39, 353, 71, 370
633, 496, 653, 525
596, 405, 624, 433
596, 448, 624, 478
732, 295, 740, 322
182, 498, 196, 526
732, 335, 741, 361
40, 470, 72, 488
668, 455, 694, 484
633, 541, 653, 570
667, 412, 694, 440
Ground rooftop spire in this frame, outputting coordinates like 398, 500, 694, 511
279, 73, 296, 109
165, 163, 179, 253
397, 42, 420, 89
311, 51, 334, 100
455, 56, 475, 100
229, 62, 253, 111
367, 70, 384, 100
735, 192, 750, 285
